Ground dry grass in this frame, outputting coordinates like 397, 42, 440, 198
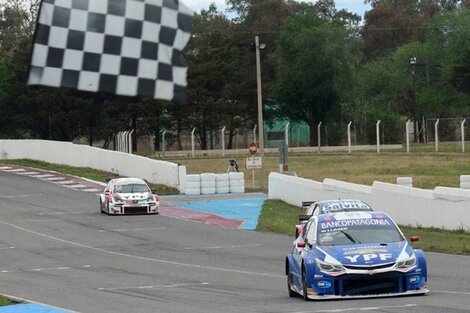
169, 151, 470, 191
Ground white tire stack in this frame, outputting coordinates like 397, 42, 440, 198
396, 177, 413, 187
229, 172, 245, 193
200, 173, 216, 195
460, 175, 470, 189
215, 173, 230, 194
185, 174, 201, 195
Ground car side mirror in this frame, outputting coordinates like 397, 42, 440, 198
410, 235, 419, 243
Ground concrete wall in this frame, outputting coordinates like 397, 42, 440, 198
269, 172, 470, 231
0, 139, 184, 190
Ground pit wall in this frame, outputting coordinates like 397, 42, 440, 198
268, 172, 470, 231
0, 139, 185, 191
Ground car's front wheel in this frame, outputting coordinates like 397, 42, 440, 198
99, 199, 105, 214
286, 266, 296, 298
302, 267, 310, 301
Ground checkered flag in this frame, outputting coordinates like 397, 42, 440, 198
27, 0, 193, 102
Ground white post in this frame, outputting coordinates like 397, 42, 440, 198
123, 131, 128, 152
191, 128, 196, 158
435, 119, 439, 152
221, 126, 226, 156
116, 132, 120, 151
128, 130, 134, 154
461, 119, 466, 153
162, 130, 167, 155
406, 119, 411, 153
347, 121, 352, 153
255, 36, 266, 190
317, 121, 322, 152
285, 122, 290, 147
376, 120, 381, 153
253, 125, 257, 144
122, 131, 128, 153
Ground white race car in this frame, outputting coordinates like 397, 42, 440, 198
99, 178, 159, 215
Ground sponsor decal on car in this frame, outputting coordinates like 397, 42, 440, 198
320, 218, 391, 230
344, 253, 393, 263
317, 281, 332, 288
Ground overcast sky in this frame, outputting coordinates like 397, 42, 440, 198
182, 0, 371, 20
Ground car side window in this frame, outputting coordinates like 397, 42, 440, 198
302, 220, 314, 243
305, 220, 317, 244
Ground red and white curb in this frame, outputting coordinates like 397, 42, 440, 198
0, 165, 105, 194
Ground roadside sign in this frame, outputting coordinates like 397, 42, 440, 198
246, 156, 262, 169
249, 142, 257, 155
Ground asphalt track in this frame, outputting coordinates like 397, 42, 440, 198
0, 170, 469, 313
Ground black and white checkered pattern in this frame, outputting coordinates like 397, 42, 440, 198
28, 0, 193, 102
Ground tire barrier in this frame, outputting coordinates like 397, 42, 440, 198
460, 175, 470, 189
396, 177, 413, 187
184, 172, 244, 195
201, 173, 216, 195
185, 174, 201, 195
215, 174, 230, 194
229, 172, 245, 193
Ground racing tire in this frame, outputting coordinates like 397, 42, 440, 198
100, 199, 105, 214
106, 201, 110, 215
302, 267, 310, 301
286, 264, 296, 298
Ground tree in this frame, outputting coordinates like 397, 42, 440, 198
273, 8, 359, 145
451, 47, 470, 93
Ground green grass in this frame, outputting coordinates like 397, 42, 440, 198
257, 199, 470, 255
0, 159, 179, 195
169, 150, 470, 190
0, 295, 12, 306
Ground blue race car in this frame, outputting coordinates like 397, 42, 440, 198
286, 211, 428, 300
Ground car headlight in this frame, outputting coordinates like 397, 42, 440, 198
316, 259, 345, 273
113, 195, 123, 202
396, 255, 416, 268
147, 194, 155, 202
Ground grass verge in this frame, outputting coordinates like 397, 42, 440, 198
0, 295, 12, 306
257, 199, 470, 255
0, 159, 179, 195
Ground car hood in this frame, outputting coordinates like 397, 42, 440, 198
316, 242, 411, 266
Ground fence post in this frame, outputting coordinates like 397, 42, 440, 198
317, 121, 322, 152
435, 119, 439, 152
461, 119, 466, 153
347, 121, 352, 153
191, 128, 196, 158
162, 130, 167, 155
123, 131, 128, 153
128, 130, 134, 154
221, 126, 226, 156
285, 122, 290, 147
376, 120, 381, 153
406, 119, 411, 153
253, 125, 257, 144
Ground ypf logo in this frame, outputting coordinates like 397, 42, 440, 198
344, 253, 392, 263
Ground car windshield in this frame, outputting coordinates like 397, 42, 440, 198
114, 183, 149, 193
316, 218, 403, 246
